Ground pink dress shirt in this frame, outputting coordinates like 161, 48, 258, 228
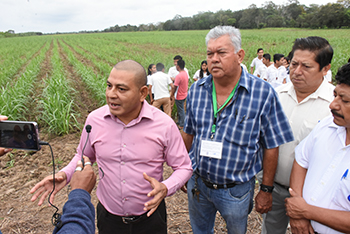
61, 101, 192, 216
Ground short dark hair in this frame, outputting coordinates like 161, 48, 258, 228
173, 55, 182, 60
263, 53, 271, 61
291, 36, 333, 71
257, 48, 263, 53
156, 63, 164, 71
335, 62, 350, 86
273, 54, 284, 63
177, 59, 185, 70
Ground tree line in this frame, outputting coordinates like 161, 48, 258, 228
2, 0, 349, 37
103, 0, 350, 32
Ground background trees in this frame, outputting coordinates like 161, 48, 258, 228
2, 0, 349, 36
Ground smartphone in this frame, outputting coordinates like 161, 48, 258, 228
0, 120, 41, 151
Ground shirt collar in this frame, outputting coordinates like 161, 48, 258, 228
279, 78, 334, 103
102, 101, 153, 126
199, 65, 250, 93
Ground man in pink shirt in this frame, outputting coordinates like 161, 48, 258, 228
30, 60, 193, 234
171, 59, 189, 130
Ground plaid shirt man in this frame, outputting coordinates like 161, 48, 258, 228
184, 68, 294, 184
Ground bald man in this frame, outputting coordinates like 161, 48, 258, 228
30, 60, 193, 234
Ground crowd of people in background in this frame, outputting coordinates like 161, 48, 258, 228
1, 25, 350, 234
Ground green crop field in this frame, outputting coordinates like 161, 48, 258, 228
0, 28, 349, 135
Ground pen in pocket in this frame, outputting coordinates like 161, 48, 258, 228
342, 169, 348, 180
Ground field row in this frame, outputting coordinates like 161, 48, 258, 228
0, 29, 349, 135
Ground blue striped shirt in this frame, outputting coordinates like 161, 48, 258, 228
184, 69, 294, 184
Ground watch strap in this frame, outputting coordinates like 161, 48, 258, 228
260, 184, 274, 193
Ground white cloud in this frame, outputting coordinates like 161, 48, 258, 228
0, 0, 337, 33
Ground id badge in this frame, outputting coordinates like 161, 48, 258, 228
200, 140, 223, 159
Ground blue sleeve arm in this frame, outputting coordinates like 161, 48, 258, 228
53, 189, 95, 234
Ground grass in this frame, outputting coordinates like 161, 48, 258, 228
0, 28, 349, 133
39, 39, 78, 135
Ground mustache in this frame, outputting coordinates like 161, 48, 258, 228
331, 110, 344, 119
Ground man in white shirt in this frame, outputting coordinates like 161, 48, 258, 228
168, 55, 189, 82
263, 53, 287, 88
256, 53, 271, 78
324, 69, 332, 83
285, 62, 350, 234
149, 63, 174, 117
250, 48, 264, 75
259, 36, 335, 234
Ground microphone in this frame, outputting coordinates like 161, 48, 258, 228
81, 125, 92, 167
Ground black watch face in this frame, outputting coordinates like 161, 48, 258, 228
262, 187, 269, 192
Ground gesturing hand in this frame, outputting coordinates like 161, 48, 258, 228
143, 172, 168, 217
30, 171, 67, 206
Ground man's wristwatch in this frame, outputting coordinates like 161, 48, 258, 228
260, 184, 274, 193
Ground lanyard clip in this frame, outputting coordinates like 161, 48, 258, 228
211, 124, 216, 139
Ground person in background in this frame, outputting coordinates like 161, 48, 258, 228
31, 60, 193, 234
170, 59, 188, 130
168, 55, 189, 82
147, 64, 157, 99
149, 63, 174, 117
256, 53, 271, 78
241, 63, 249, 73
53, 156, 96, 234
285, 62, 350, 234
182, 26, 293, 234
284, 55, 292, 83
193, 60, 210, 81
324, 69, 332, 83
263, 53, 287, 88
250, 48, 264, 75
259, 36, 334, 234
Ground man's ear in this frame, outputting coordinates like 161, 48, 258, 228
322, 64, 331, 77
237, 49, 245, 64
140, 85, 149, 101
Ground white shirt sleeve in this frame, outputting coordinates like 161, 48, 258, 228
193, 70, 201, 80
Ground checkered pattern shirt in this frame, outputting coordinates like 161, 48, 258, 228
184, 68, 294, 184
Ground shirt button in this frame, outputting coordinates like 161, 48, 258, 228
122, 180, 126, 184
123, 144, 126, 148
121, 161, 125, 165
311, 197, 315, 201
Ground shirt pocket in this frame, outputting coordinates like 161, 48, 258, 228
224, 116, 257, 147
332, 177, 350, 211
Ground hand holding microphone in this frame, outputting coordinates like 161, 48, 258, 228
72, 156, 96, 194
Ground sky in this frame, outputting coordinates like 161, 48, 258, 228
0, 0, 337, 34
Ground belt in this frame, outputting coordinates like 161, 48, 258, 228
121, 212, 148, 224
202, 179, 237, 189
275, 182, 289, 190
195, 170, 238, 189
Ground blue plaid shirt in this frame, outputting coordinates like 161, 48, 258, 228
184, 69, 294, 184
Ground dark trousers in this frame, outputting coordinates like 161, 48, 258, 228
97, 200, 167, 234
